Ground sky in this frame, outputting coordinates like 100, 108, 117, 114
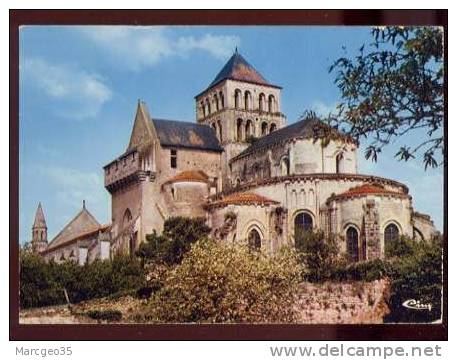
18, 26, 444, 244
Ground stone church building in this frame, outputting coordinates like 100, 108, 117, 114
31, 50, 437, 264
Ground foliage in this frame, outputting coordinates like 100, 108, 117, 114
136, 216, 211, 265
20, 252, 145, 308
86, 309, 123, 322
145, 238, 303, 323
384, 235, 416, 259
294, 230, 340, 282
329, 26, 444, 169
384, 237, 443, 323
328, 259, 391, 282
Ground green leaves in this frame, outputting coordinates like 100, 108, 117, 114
329, 26, 444, 169
145, 239, 303, 323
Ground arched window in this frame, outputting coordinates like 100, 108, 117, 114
336, 153, 344, 174
413, 227, 424, 241
261, 121, 268, 135
245, 119, 253, 138
248, 228, 261, 250
268, 95, 275, 113
346, 227, 359, 262
219, 91, 224, 108
244, 91, 252, 110
384, 223, 400, 247
122, 208, 132, 229
259, 93, 266, 111
237, 118, 244, 141
269, 123, 277, 133
235, 89, 242, 109
294, 212, 313, 238
211, 123, 217, 132
206, 99, 211, 115
214, 94, 219, 111
281, 157, 290, 176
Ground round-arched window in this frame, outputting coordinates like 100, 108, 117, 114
346, 226, 359, 262
122, 208, 132, 229
294, 212, 313, 238
248, 228, 262, 250
384, 223, 400, 246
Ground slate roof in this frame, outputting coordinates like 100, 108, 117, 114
198, 50, 280, 95
33, 202, 47, 229
231, 117, 356, 162
46, 204, 102, 251
151, 118, 223, 152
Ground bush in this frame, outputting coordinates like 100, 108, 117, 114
328, 259, 390, 282
145, 238, 303, 323
86, 309, 123, 322
20, 252, 145, 308
294, 230, 340, 282
384, 238, 443, 323
385, 235, 415, 258
136, 217, 210, 265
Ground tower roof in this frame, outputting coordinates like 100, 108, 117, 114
198, 50, 280, 96
33, 202, 47, 229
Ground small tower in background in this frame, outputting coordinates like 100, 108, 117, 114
31, 202, 48, 253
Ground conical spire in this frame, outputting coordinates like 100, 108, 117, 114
206, 50, 272, 89
33, 202, 47, 229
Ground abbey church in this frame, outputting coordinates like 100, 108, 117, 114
31, 50, 437, 264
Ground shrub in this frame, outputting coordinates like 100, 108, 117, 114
328, 259, 390, 282
136, 217, 210, 265
294, 230, 339, 282
385, 235, 415, 258
145, 238, 303, 323
384, 238, 443, 323
86, 309, 123, 322
20, 252, 145, 308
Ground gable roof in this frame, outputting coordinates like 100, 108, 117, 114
231, 117, 356, 162
198, 50, 280, 96
46, 204, 101, 251
151, 118, 223, 152
33, 202, 47, 229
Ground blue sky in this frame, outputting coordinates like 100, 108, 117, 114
18, 26, 444, 244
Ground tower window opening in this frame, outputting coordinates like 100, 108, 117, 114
170, 149, 177, 169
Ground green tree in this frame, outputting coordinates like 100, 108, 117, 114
145, 239, 303, 323
329, 26, 444, 169
136, 216, 211, 265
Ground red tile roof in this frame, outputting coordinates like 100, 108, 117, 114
164, 170, 209, 185
206, 192, 279, 209
329, 184, 407, 201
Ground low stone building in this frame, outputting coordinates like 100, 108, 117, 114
31, 50, 437, 263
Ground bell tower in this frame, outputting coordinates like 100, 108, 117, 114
195, 49, 286, 189
31, 202, 48, 253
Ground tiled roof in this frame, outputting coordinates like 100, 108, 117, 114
163, 170, 209, 185
201, 50, 279, 94
329, 184, 406, 201
151, 118, 223, 152
206, 192, 279, 209
231, 116, 356, 162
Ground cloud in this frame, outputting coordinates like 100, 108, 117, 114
310, 101, 338, 117
21, 57, 112, 119
79, 26, 240, 71
40, 166, 109, 220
